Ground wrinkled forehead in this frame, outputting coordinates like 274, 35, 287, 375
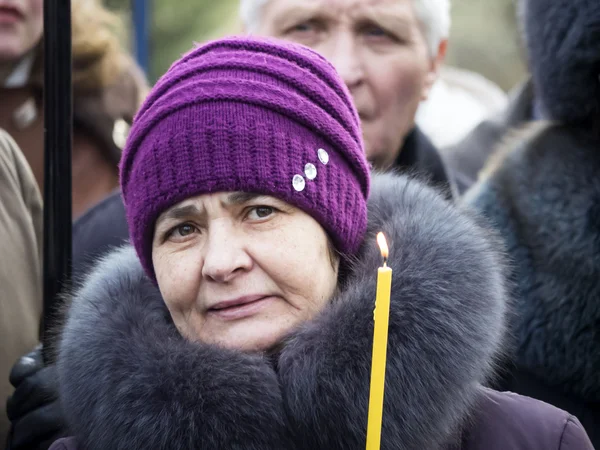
262, 0, 418, 27
155, 191, 294, 225
160, 192, 267, 215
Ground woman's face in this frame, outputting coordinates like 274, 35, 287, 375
0, 0, 43, 64
152, 192, 339, 352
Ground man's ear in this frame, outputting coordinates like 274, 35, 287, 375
421, 39, 448, 101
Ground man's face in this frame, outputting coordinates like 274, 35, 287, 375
256, 0, 440, 169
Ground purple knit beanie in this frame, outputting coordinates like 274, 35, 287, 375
120, 36, 370, 280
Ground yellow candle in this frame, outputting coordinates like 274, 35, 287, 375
366, 232, 393, 450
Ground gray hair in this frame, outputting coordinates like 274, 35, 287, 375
239, 0, 451, 57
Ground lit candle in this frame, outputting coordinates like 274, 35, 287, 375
366, 232, 393, 450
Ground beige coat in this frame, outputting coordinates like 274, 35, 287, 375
0, 129, 43, 444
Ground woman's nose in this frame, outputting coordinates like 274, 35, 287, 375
201, 225, 252, 283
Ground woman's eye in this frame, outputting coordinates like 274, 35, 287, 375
168, 223, 197, 240
247, 206, 274, 220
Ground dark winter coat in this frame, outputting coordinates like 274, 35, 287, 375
48, 173, 592, 450
71, 188, 128, 283
464, 122, 600, 447
395, 126, 454, 197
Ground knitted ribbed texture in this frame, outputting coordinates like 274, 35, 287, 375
120, 36, 370, 280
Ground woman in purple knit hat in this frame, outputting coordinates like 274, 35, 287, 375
48, 37, 593, 450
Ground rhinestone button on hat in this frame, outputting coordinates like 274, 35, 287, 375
305, 163, 317, 180
318, 148, 329, 164
292, 174, 306, 191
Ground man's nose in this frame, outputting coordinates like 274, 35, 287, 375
201, 224, 252, 283
326, 34, 365, 90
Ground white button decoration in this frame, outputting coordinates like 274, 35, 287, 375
304, 163, 317, 180
112, 118, 130, 150
292, 174, 306, 191
318, 148, 329, 165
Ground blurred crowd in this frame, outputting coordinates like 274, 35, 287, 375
0, 0, 598, 449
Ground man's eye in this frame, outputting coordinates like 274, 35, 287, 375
361, 24, 401, 43
286, 20, 318, 35
294, 23, 312, 32
362, 25, 389, 38
364, 25, 386, 37
247, 206, 274, 220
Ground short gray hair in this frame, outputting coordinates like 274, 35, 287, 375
239, 0, 451, 57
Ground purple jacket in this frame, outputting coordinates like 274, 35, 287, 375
49, 174, 593, 450
50, 390, 592, 450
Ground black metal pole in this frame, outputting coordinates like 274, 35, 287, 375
42, 0, 72, 364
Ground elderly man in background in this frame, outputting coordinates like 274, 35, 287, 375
244, 0, 455, 194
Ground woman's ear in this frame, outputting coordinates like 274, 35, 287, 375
421, 39, 448, 101
326, 239, 340, 272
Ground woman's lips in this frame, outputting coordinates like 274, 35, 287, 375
207, 295, 275, 321
0, 6, 23, 25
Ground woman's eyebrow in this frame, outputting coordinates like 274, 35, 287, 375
159, 204, 202, 222
157, 193, 266, 226
225, 192, 263, 206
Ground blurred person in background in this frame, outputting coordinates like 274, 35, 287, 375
1, 0, 147, 448
416, 64, 507, 149
444, 78, 534, 193
0, 0, 148, 219
464, 0, 600, 445
442, 0, 559, 193
243, 0, 455, 194
0, 129, 42, 447
244, 0, 510, 187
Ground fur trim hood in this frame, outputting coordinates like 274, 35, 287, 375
520, 0, 600, 124
465, 122, 600, 403
57, 173, 508, 450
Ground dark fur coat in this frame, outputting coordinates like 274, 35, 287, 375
520, 0, 600, 125
464, 122, 600, 445
53, 173, 591, 450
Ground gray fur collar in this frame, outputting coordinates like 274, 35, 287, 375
465, 123, 600, 402
58, 173, 508, 450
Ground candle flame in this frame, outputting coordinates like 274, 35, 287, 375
377, 232, 389, 261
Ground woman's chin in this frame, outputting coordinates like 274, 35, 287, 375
200, 318, 298, 353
